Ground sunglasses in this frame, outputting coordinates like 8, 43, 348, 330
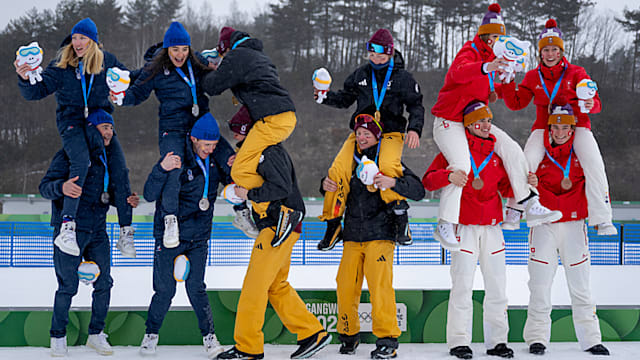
17, 47, 42, 57
366, 42, 391, 55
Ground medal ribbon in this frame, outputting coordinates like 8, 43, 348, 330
78, 60, 94, 113
353, 141, 382, 165
471, 43, 495, 93
545, 147, 572, 180
99, 149, 109, 193
371, 57, 394, 113
537, 61, 568, 105
469, 150, 494, 180
175, 59, 198, 109
232, 36, 250, 50
195, 155, 210, 200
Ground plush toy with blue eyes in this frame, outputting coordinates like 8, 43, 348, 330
576, 79, 598, 113
106, 67, 130, 105
16, 42, 44, 85
493, 35, 531, 83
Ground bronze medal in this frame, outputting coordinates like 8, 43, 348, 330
374, 110, 381, 123
489, 91, 498, 103
232, 96, 239, 105
366, 184, 378, 193
199, 198, 210, 211
472, 177, 484, 190
561, 177, 572, 190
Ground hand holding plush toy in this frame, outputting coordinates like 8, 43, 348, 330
492, 36, 530, 82
16, 42, 44, 85
576, 79, 598, 113
356, 155, 386, 190
312, 68, 332, 104
106, 67, 130, 105
222, 184, 244, 205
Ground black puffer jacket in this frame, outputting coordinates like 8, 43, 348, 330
247, 144, 305, 231
202, 31, 295, 121
322, 144, 425, 242
322, 51, 425, 136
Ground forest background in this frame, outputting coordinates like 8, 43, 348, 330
1, 0, 639, 200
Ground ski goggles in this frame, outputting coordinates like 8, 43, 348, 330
354, 113, 383, 133
201, 49, 222, 65
505, 40, 525, 56
366, 42, 393, 55
106, 69, 130, 83
17, 47, 42, 57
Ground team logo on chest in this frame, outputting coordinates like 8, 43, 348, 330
358, 79, 368, 86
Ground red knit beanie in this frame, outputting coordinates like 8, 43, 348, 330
367, 29, 394, 55
354, 113, 383, 140
217, 26, 236, 53
228, 106, 254, 135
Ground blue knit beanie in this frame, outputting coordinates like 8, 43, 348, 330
87, 109, 114, 127
191, 113, 220, 141
163, 22, 191, 48
71, 18, 99, 43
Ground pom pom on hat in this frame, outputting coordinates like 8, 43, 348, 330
548, 103, 575, 125
87, 109, 114, 127
538, 18, 564, 51
463, 101, 493, 127
71, 18, 99, 43
217, 26, 236, 53
228, 106, 254, 136
163, 22, 191, 48
191, 113, 220, 141
478, 3, 506, 36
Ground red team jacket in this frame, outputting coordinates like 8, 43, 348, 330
535, 132, 588, 222
502, 57, 601, 131
422, 131, 513, 225
431, 35, 504, 122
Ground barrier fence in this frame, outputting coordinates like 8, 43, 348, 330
0, 222, 637, 267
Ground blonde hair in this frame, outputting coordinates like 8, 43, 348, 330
56, 39, 104, 75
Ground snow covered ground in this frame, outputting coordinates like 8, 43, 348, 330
0, 342, 638, 359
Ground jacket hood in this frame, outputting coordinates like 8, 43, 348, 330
544, 128, 575, 157
230, 31, 263, 52
144, 42, 164, 62
369, 50, 406, 73
466, 129, 496, 155
538, 56, 569, 81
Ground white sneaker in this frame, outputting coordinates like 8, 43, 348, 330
232, 208, 259, 238
54, 221, 80, 256
50, 336, 67, 357
140, 333, 159, 356
597, 222, 618, 236
502, 207, 522, 230
87, 331, 113, 355
203, 333, 224, 359
433, 220, 460, 251
524, 197, 563, 227
117, 226, 136, 258
163, 215, 179, 248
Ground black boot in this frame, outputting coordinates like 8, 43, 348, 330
216, 346, 264, 359
370, 337, 398, 359
290, 330, 331, 359
586, 344, 610, 356
272, 205, 303, 247
338, 333, 360, 355
390, 201, 411, 245
449, 346, 473, 359
317, 218, 343, 251
487, 343, 514, 358
529, 343, 546, 355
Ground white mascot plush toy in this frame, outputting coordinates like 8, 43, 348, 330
78, 261, 100, 285
492, 36, 531, 82
173, 255, 190, 282
16, 42, 44, 85
356, 155, 383, 189
576, 79, 598, 113
106, 67, 130, 105
201, 48, 222, 67
222, 184, 244, 205
312, 68, 332, 104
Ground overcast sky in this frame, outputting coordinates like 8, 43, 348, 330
2, 0, 638, 30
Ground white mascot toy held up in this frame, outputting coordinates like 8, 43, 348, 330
201, 48, 222, 67
356, 155, 386, 190
222, 184, 244, 205
576, 79, 598, 113
78, 261, 100, 285
107, 67, 130, 105
312, 68, 332, 104
492, 35, 530, 82
16, 42, 44, 85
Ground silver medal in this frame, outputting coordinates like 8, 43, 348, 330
84, 107, 89, 119
192, 104, 199, 117
100, 192, 110, 204
199, 198, 209, 211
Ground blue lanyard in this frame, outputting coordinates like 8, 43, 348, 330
545, 147, 572, 179
99, 149, 109, 193
470, 150, 494, 179
232, 36, 250, 50
471, 43, 495, 92
195, 155, 210, 199
371, 57, 394, 112
353, 141, 381, 164
537, 62, 567, 105
175, 59, 198, 107
78, 61, 94, 113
